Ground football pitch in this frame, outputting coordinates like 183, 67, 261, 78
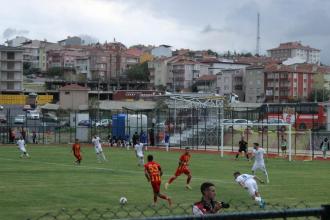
0, 145, 329, 220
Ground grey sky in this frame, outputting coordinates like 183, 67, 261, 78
1, 0, 329, 64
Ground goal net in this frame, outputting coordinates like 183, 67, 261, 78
220, 122, 294, 161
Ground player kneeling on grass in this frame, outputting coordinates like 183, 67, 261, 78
144, 155, 172, 207
192, 182, 230, 215
165, 147, 192, 190
17, 136, 29, 158
72, 138, 82, 165
233, 171, 266, 208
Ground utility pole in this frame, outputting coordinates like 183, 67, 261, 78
256, 13, 260, 56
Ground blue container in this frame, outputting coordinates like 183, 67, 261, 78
112, 114, 126, 139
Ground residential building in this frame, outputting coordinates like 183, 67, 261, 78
201, 58, 249, 75
195, 74, 217, 92
267, 42, 320, 64
245, 65, 265, 103
5, 36, 30, 47
75, 56, 91, 80
148, 57, 173, 87
151, 45, 172, 58
0, 45, 24, 92
58, 36, 82, 46
59, 84, 90, 110
217, 69, 245, 101
264, 64, 315, 103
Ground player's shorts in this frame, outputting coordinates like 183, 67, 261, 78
151, 181, 161, 193
238, 147, 248, 153
19, 147, 26, 153
245, 179, 258, 197
281, 146, 287, 151
252, 162, 266, 172
94, 146, 103, 154
175, 166, 191, 176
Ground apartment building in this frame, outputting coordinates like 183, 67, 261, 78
264, 64, 315, 103
245, 65, 265, 103
0, 45, 24, 92
217, 69, 245, 101
267, 42, 320, 64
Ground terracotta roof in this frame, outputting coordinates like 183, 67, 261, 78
268, 42, 320, 51
59, 84, 90, 91
196, 74, 217, 81
125, 48, 143, 57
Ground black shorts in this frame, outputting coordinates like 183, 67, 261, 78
238, 147, 248, 153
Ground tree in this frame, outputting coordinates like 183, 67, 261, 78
309, 89, 330, 102
126, 62, 149, 81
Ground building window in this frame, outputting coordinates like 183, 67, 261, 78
7, 52, 15, 60
65, 91, 70, 95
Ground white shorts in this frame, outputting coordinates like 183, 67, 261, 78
94, 146, 103, 154
245, 179, 258, 197
19, 147, 26, 153
252, 162, 266, 172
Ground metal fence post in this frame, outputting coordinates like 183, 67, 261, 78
321, 205, 330, 220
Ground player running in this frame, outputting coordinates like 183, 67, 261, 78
135, 140, 144, 166
144, 155, 172, 207
251, 143, 269, 183
235, 136, 249, 160
165, 147, 192, 190
72, 138, 82, 165
92, 135, 107, 162
233, 171, 266, 208
17, 136, 29, 158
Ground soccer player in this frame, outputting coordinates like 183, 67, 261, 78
144, 154, 172, 207
192, 182, 229, 215
235, 136, 249, 160
165, 147, 192, 190
72, 138, 82, 165
233, 171, 266, 208
17, 136, 29, 158
92, 135, 107, 162
135, 140, 144, 166
251, 143, 269, 183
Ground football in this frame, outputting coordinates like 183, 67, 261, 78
119, 197, 128, 205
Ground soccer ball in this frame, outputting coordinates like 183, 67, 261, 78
119, 197, 127, 205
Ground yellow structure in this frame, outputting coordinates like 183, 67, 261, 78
0, 95, 53, 105
140, 52, 153, 63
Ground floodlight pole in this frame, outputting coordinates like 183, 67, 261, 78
220, 125, 224, 158
288, 124, 292, 161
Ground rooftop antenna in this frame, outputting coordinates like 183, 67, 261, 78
256, 12, 260, 56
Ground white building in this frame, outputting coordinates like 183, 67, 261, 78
267, 42, 321, 65
0, 45, 24, 92
151, 45, 172, 58
5, 36, 30, 47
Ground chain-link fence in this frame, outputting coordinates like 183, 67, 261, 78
1, 102, 330, 158
27, 202, 329, 220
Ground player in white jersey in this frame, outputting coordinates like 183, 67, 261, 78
134, 140, 144, 166
92, 135, 107, 162
251, 143, 269, 183
17, 136, 29, 158
233, 171, 265, 208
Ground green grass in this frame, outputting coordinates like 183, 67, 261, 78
0, 145, 329, 219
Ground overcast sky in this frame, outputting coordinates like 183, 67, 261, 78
1, 0, 329, 64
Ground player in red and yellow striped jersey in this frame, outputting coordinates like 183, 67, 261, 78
72, 138, 82, 165
165, 147, 192, 190
144, 155, 172, 206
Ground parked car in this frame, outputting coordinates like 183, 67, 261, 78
0, 114, 6, 123
257, 118, 287, 131
222, 119, 253, 131
27, 110, 40, 120
78, 120, 92, 127
95, 119, 112, 127
14, 115, 26, 124
23, 105, 32, 111
41, 113, 58, 122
